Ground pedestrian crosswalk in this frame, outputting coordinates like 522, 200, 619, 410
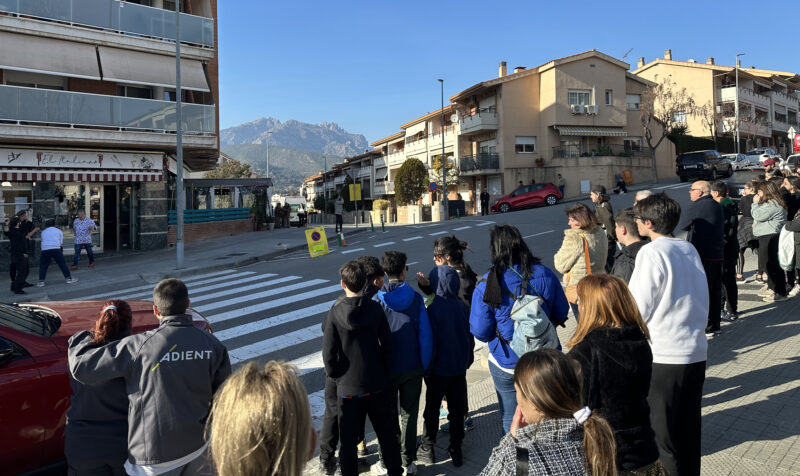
69, 267, 347, 428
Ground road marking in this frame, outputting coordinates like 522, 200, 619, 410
373, 241, 396, 248
229, 324, 322, 364
403, 236, 423, 242
125, 272, 280, 299
75, 269, 244, 300
429, 231, 448, 236
289, 351, 325, 376
407, 261, 419, 266
476, 221, 495, 226
309, 389, 326, 429
454, 226, 471, 231
523, 230, 555, 239
341, 247, 365, 254
190, 276, 302, 303
214, 301, 335, 341
197, 279, 331, 314
206, 284, 343, 323
654, 184, 674, 190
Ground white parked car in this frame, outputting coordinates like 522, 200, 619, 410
722, 153, 756, 170
783, 153, 800, 172
745, 148, 781, 164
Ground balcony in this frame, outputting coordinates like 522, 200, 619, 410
374, 181, 393, 195
552, 144, 649, 159
427, 130, 456, 148
0, 0, 214, 47
387, 151, 405, 166
334, 175, 345, 185
720, 87, 771, 110
404, 136, 427, 156
770, 90, 799, 108
459, 107, 498, 135
0, 84, 214, 133
358, 166, 371, 177
459, 153, 500, 173
373, 156, 386, 168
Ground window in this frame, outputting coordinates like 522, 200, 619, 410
0, 185, 33, 243
673, 111, 687, 123
117, 85, 153, 99
605, 90, 613, 105
515, 136, 536, 154
626, 94, 641, 110
624, 137, 643, 151
568, 90, 591, 106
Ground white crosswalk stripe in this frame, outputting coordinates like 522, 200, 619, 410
75, 269, 245, 300
124, 272, 275, 300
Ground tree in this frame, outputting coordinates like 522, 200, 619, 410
741, 113, 770, 151
697, 101, 723, 150
640, 75, 696, 183
204, 158, 254, 179
428, 155, 460, 190
394, 158, 428, 206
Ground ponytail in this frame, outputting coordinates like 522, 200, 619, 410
93, 300, 133, 344
582, 413, 617, 476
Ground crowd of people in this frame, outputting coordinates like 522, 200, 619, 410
60, 168, 800, 476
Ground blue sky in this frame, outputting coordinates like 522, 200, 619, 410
218, 0, 798, 143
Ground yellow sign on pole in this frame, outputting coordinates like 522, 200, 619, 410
305, 226, 329, 258
349, 184, 362, 201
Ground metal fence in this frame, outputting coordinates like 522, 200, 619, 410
168, 208, 250, 225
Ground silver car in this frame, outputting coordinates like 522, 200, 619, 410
723, 153, 757, 170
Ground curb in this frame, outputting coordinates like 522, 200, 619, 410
138, 228, 369, 283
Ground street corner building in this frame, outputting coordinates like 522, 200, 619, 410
0, 0, 220, 268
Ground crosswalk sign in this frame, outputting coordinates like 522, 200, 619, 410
305, 226, 329, 258
349, 183, 361, 201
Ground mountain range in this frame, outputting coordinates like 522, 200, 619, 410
220, 118, 371, 191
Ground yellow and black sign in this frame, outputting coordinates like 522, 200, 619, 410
349, 183, 361, 201
305, 226, 329, 258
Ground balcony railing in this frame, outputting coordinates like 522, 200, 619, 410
0, 84, 215, 134
0, 0, 214, 47
374, 181, 394, 195
387, 152, 405, 166
552, 144, 649, 159
459, 153, 500, 172
459, 107, 498, 134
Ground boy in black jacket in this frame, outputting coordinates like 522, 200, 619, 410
417, 266, 473, 468
322, 260, 403, 476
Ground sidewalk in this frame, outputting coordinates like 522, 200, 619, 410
2, 224, 366, 302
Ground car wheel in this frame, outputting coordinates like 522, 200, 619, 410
727, 165, 733, 177
499, 203, 511, 213
710, 168, 718, 180
545, 194, 558, 206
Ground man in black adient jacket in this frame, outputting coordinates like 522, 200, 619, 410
677, 180, 725, 337
69, 279, 231, 476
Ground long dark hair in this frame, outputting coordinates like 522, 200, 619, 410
93, 300, 133, 344
483, 225, 541, 307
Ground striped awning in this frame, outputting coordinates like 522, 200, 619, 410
554, 126, 628, 137
0, 170, 163, 182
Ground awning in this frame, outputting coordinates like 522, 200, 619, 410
98, 47, 210, 92
554, 126, 628, 137
0, 170, 162, 182
0, 31, 100, 80
405, 121, 426, 137
375, 167, 388, 180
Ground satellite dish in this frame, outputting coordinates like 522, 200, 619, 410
450, 114, 459, 123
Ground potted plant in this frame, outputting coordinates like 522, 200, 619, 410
535, 157, 544, 167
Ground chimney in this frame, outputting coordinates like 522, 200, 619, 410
513, 66, 526, 74
706, 57, 715, 65
499, 61, 507, 77
664, 49, 672, 60
637, 57, 645, 68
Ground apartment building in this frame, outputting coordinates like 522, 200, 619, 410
307, 150, 381, 208
633, 50, 800, 156
0, 0, 219, 261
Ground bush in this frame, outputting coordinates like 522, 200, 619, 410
372, 199, 390, 211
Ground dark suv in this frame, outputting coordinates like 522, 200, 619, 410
676, 150, 733, 182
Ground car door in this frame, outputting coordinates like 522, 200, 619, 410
526, 184, 546, 205
509, 186, 529, 208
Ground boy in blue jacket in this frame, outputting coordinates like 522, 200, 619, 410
417, 266, 472, 468
377, 251, 433, 475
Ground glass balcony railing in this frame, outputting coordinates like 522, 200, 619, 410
0, 0, 214, 47
459, 153, 499, 172
0, 85, 215, 134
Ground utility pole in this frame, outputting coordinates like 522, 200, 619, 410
175, 1, 184, 269
266, 131, 272, 217
438, 78, 448, 220
735, 53, 745, 154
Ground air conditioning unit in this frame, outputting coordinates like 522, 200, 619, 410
585, 105, 598, 115
570, 104, 584, 114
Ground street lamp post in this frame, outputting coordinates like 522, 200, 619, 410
265, 131, 272, 217
322, 155, 327, 224
735, 53, 745, 154
438, 78, 447, 221
175, 1, 184, 269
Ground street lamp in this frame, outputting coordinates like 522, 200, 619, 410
438, 78, 447, 221
735, 53, 745, 154
265, 131, 273, 217
322, 155, 327, 223
175, 1, 184, 269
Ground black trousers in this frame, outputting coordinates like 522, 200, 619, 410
335, 214, 343, 233
422, 374, 468, 450
319, 377, 340, 460
10, 255, 28, 292
338, 391, 402, 476
480, 202, 489, 216
758, 234, 786, 295
721, 248, 738, 313
649, 361, 706, 476
605, 240, 616, 273
702, 259, 723, 333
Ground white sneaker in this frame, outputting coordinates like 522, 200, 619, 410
37, 281, 45, 287
66, 277, 78, 284
405, 463, 417, 475
370, 462, 388, 476
788, 284, 800, 298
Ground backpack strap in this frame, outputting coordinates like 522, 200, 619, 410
515, 446, 529, 476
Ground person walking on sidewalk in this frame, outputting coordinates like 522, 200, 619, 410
711, 181, 740, 321
417, 266, 473, 469
71, 209, 96, 270
335, 195, 345, 233
677, 180, 725, 336
69, 279, 231, 476
4, 216, 30, 294
480, 188, 490, 216
322, 261, 403, 476
38, 219, 78, 287
628, 193, 708, 476
376, 251, 433, 475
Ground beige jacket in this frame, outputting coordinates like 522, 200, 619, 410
553, 226, 608, 285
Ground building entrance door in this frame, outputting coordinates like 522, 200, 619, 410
60, 184, 103, 256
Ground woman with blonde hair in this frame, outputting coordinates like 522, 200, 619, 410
480, 348, 616, 476
568, 275, 665, 475
209, 361, 316, 476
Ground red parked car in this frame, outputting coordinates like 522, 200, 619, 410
0, 300, 211, 475
490, 182, 562, 213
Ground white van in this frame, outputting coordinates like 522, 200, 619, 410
274, 196, 307, 226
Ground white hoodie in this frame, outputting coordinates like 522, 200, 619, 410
628, 237, 708, 365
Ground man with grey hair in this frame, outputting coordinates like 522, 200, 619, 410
634, 189, 653, 205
